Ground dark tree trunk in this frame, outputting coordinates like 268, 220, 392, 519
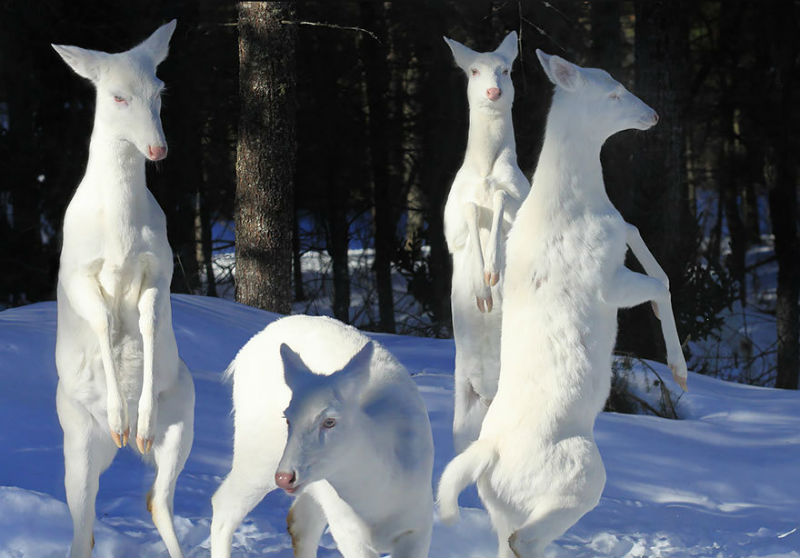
417, 4, 457, 336
198, 189, 217, 297
718, 1, 747, 304
235, 1, 296, 313
292, 205, 305, 302
328, 180, 351, 323
766, 0, 799, 389
621, 0, 693, 359
591, 1, 633, 222
359, 0, 397, 333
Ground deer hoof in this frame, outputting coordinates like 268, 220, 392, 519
490, 272, 499, 286
136, 435, 153, 454
669, 364, 688, 392
485, 295, 494, 313
112, 428, 129, 448
476, 297, 486, 313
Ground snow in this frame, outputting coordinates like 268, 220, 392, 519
1, 295, 799, 557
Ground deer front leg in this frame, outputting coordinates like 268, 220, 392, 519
305, 480, 378, 558
136, 276, 162, 455
464, 201, 493, 312
483, 190, 506, 287
602, 265, 689, 391
625, 224, 688, 390
63, 272, 128, 446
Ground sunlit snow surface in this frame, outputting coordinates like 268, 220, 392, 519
1, 295, 798, 557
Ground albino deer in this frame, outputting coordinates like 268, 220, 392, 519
438, 51, 688, 558
211, 315, 434, 558
52, 20, 194, 558
443, 32, 530, 453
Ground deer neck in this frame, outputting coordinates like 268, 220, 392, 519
84, 116, 148, 207
81, 116, 150, 257
464, 107, 516, 177
532, 100, 609, 209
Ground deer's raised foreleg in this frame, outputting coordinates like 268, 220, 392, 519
465, 201, 493, 312
63, 270, 129, 446
136, 273, 159, 454
483, 189, 507, 288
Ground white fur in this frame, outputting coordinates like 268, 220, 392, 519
52, 20, 194, 558
210, 315, 434, 558
438, 51, 688, 558
443, 32, 531, 453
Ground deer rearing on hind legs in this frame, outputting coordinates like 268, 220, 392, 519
443, 31, 530, 454
438, 51, 688, 558
52, 20, 194, 558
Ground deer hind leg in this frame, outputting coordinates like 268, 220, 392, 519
147, 364, 194, 558
507, 502, 594, 558
452, 373, 487, 454
57, 384, 118, 558
476, 476, 517, 558
287, 492, 328, 558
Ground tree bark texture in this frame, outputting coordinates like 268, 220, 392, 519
235, 1, 296, 314
618, 0, 693, 359
359, 0, 397, 333
766, 0, 799, 389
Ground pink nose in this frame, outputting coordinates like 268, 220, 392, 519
486, 88, 501, 101
147, 145, 167, 161
275, 471, 296, 490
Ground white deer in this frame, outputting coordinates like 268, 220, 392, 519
52, 20, 194, 558
443, 32, 530, 453
210, 315, 434, 558
437, 51, 688, 558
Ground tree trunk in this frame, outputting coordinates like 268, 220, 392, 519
292, 205, 305, 302
622, 0, 693, 359
766, 0, 799, 389
235, 1, 296, 313
359, 0, 396, 333
718, 1, 747, 304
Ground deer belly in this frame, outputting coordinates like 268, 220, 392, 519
114, 333, 145, 401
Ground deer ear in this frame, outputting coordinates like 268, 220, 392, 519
280, 343, 315, 393
135, 19, 177, 67
52, 44, 107, 83
494, 31, 518, 63
444, 36, 479, 72
537, 50, 582, 91
334, 341, 375, 401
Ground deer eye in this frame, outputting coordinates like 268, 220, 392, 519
502, 69, 509, 75
113, 96, 128, 105
609, 92, 620, 100
321, 417, 337, 429
471, 68, 479, 77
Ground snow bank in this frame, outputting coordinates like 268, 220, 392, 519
0, 295, 798, 557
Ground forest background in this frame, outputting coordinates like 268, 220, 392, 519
1, 0, 798, 390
